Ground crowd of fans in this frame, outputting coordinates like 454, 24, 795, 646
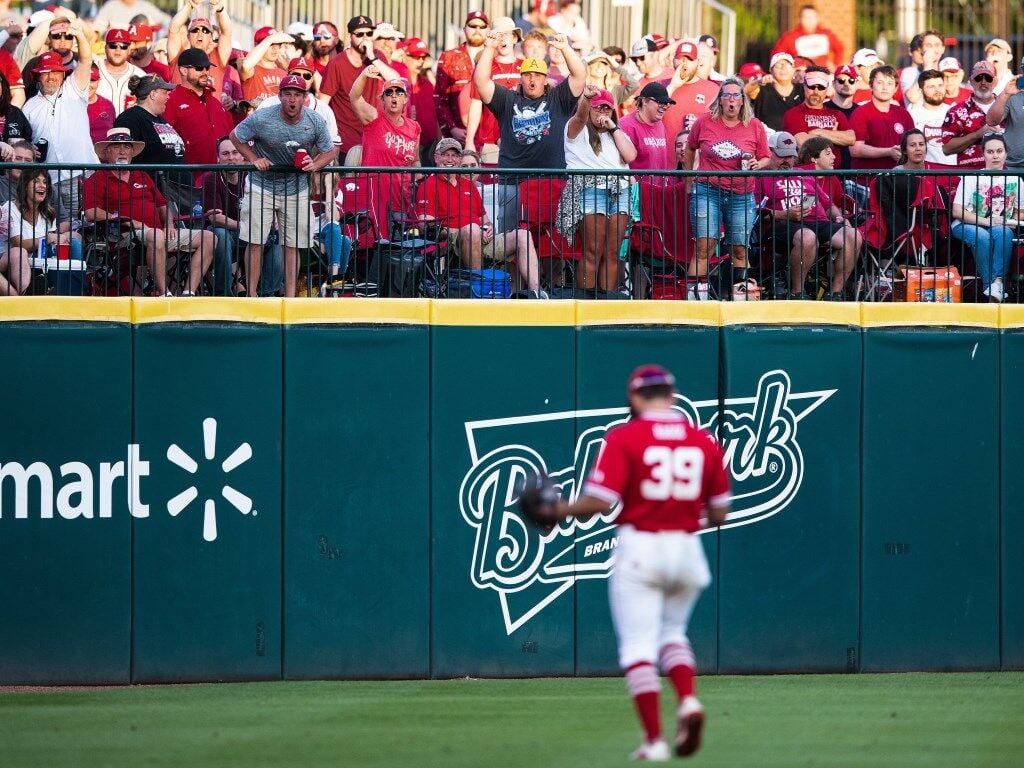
0, 1, 1022, 301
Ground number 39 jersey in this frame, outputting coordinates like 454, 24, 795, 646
582, 410, 731, 533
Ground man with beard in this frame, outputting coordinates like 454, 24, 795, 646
309, 21, 340, 75
907, 69, 953, 165
128, 23, 169, 80
402, 38, 439, 165
942, 61, 999, 169
465, 16, 521, 158
662, 41, 718, 147
96, 27, 147, 116
781, 66, 854, 161
231, 74, 336, 297
436, 10, 489, 141
165, 47, 233, 175
167, 4, 233, 98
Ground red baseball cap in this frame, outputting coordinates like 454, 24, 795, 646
590, 88, 615, 109
628, 365, 676, 394
465, 10, 489, 25
279, 74, 307, 92
650, 33, 669, 51
402, 38, 430, 58
834, 64, 857, 80
129, 23, 158, 42
105, 28, 131, 44
674, 42, 698, 62
32, 50, 72, 74
287, 56, 315, 72
188, 17, 213, 33
738, 62, 765, 78
254, 26, 277, 45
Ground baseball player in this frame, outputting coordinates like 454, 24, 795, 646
520, 364, 730, 760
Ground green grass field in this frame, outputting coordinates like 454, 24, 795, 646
1, 673, 1021, 767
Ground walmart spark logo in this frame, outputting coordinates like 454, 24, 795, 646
166, 418, 255, 542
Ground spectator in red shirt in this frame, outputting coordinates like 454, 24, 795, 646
416, 137, 542, 294
167, 6, 233, 98
465, 16, 521, 158
941, 60, 999, 168
240, 26, 291, 105
939, 57, 971, 105
165, 47, 234, 177
87, 64, 116, 144
310, 21, 341, 75
129, 23, 170, 81
661, 42, 718, 144
771, 5, 844, 69
435, 11, 489, 142
849, 65, 914, 170
402, 38, 439, 163
781, 66, 854, 160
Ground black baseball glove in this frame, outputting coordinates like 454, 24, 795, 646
516, 473, 561, 532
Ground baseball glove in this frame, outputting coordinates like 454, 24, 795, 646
517, 473, 561, 532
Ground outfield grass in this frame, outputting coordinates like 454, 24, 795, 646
1, 673, 1021, 767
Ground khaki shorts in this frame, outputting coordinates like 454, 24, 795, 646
131, 227, 206, 252
238, 183, 314, 248
447, 225, 510, 264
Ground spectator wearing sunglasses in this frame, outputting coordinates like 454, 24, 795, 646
20, 13, 77, 101
781, 66, 854, 164
941, 61, 1000, 169
310, 22, 341, 75
129, 23, 170, 82
95, 28, 147, 116
240, 26, 293, 105
165, 47, 234, 175
94, 0, 171, 31
436, 11, 490, 142
167, 5, 233, 98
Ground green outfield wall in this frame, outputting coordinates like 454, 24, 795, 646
0, 298, 1019, 684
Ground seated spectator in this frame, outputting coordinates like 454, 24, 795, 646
950, 133, 1020, 302
850, 65, 914, 171
416, 137, 543, 295
7, 168, 84, 267
796, 135, 847, 213
87, 64, 116, 144
771, 5, 843, 69
619, 81, 674, 170
941, 61, 998, 169
893, 127, 928, 170
782, 66, 854, 158
746, 52, 803, 131
167, 8, 233, 98
907, 69, 953, 165
0, 140, 40, 202
939, 58, 970, 105
0, 199, 31, 295
83, 127, 214, 296
757, 131, 859, 300
556, 85, 637, 295
673, 129, 686, 169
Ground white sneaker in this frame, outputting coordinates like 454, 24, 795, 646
687, 280, 710, 301
674, 696, 705, 757
629, 738, 670, 761
985, 280, 1005, 303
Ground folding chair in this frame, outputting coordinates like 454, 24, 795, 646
518, 177, 582, 292
627, 180, 694, 298
82, 217, 148, 296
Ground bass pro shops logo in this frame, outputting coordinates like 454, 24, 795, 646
459, 371, 835, 634
0, 417, 255, 542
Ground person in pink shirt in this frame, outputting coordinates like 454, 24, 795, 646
618, 82, 674, 169
849, 65, 915, 170
682, 78, 770, 298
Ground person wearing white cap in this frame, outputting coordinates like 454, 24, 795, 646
745, 51, 802, 131
985, 60, 1024, 169
938, 57, 970, 104
984, 38, 1015, 94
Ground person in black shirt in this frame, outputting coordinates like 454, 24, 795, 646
745, 52, 803, 130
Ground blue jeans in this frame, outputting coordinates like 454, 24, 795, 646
950, 222, 1014, 287
319, 222, 353, 276
690, 182, 755, 247
210, 226, 283, 296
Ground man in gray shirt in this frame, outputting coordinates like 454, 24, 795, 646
986, 66, 1024, 169
231, 73, 337, 297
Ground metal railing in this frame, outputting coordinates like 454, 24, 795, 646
0, 163, 1018, 303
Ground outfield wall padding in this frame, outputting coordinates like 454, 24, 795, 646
0, 300, 1019, 682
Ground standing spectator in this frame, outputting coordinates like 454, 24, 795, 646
87, 64, 116, 144
631, 38, 670, 90
402, 38, 439, 165
475, 32, 586, 230
662, 42, 718, 145
950, 133, 1020, 302
986, 71, 1024, 169
746, 52, 803, 131
782, 66, 854, 159
96, 27, 146, 116
682, 78, 770, 298
583, 50, 638, 110
556, 85, 636, 295
129, 23, 170, 81
240, 27, 292, 105
827, 63, 858, 170
522, 30, 549, 63
547, 0, 592, 52
257, 56, 339, 146
351, 68, 420, 232
465, 17, 521, 158
20, 13, 76, 101
22, 22, 96, 217
435, 11, 489, 142
850, 49, 905, 105
165, 47, 234, 177
370, 22, 409, 83
849, 65, 914, 171
230, 74, 337, 297
771, 5, 844, 69
416, 137, 543, 295
941, 61, 998, 169
115, 74, 194, 214
319, 15, 400, 157
736, 62, 765, 86
619, 82, 674, 170
0, 71, 31, 142
167, 5, 233, 98
515, 1, 556, 38
907, 69, 953, 165
900, 30, 945, 100
309, 21, 341, 75
939, 57, 971, 105
94, 0, 170, 31
985, 39, 1015, 94
695, 36, 725, 84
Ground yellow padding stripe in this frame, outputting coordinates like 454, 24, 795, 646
132, 297, 282, 324
720, 301, 860, 326
575, 300, 720, 325
999, 305, 1024, 329
283, 297, 431, 324
860, 303, 999, 328
0, 296, 132, 322
430, 298, 576, 325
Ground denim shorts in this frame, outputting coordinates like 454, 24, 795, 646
690, 182, 755, 246
582, 186, 631, 216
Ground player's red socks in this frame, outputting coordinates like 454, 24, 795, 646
625, 662, 661, 741
659, 642, 696, 699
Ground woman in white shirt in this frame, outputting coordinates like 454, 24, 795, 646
556, 84, 637, 294
8, 169, 83, 266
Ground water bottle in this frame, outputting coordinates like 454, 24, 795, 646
192, 200, 203, 219
108, 210, 120, 239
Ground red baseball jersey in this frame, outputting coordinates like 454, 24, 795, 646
583, 410, 730, 533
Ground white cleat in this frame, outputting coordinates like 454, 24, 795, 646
674, 696, 706, 757
629, 738, 670, 761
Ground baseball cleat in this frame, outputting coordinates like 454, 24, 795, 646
629, 738, 670, 761
674, 696, 705, 757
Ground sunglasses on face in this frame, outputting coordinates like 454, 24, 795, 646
834, 77, 855, 85
187, 65, 211, 72
191, 27, 212, 34
974, 74, 994, 83
590, 104, 614, 112
313, 33, 334, 41
352, 31, 372, 38
805, 84, 827, 91
50, 32, 74, 40
466, 23, 488, 30
107, 42, 130, 50
383, 88, 406, 97
293, 71, 314, 80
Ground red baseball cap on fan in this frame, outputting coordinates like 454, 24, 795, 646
105, 28, 132, 44
402, 38, 430, 58
465, 10, 489, 26
253, 26, 277, 45
628, 365, 676, 394
834, 64, 857, 80
674, 42, 698, 62
590, 89, 616, 109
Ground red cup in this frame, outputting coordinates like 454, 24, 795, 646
294, 148, 310, 169
56, 242, 70, 260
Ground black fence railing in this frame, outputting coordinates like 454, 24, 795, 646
0, 163, 1019, 302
